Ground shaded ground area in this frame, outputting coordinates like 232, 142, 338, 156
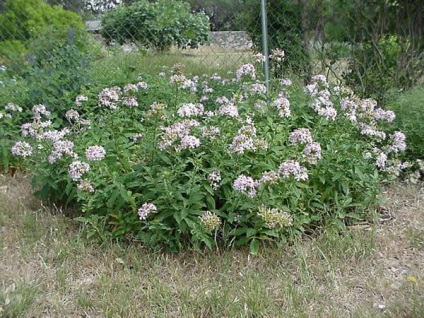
0, 174, 423, 317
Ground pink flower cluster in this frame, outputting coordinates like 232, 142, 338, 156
289, 128, 313, 145
85, 145, 106, 161
272, 93, 291, 118
137, 203, 157, 220
233, 174, 259, 198
180, 77, 198, 93
48, 140, 77, 164
289, 128, 321, 164
177, 103, 204, 117
388, 132, 406, 153
278, 160, 309, 181
236, 64, 256, 82
68, 161, 90, 181
306, 75, 337, 120
11, 141, 33, 158
340, 96, 406, 172
159, 119, 200, 151
218, 103, 239, 118
32, 104, 51, 120
359, 123, 387, 141
374, 108, 395, 122
208, 170, 221, 190
234, 161, 308, 197
98, 87, 121, 110
250, 83, 267, 94
179, 135, 201, 150
122, 97, 139, 107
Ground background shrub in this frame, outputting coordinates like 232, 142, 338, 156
243, 0, 311, 80
387, 86, 424, 161
0, 0, 87, 62
101, 0, 211, 51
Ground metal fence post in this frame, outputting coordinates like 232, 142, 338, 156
260, 0, 270, 95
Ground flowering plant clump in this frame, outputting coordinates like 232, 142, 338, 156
0, 102, 28, 172
10, 60, 408, 252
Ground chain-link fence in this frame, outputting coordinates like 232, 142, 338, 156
1, 0, 423, 103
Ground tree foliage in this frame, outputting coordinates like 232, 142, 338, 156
186, 0, 246, 31
244, 0, 311, 79
101, 0, 210, 51
0, 0, 87, 62
310, 0, 424, 102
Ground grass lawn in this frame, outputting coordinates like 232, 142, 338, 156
1, 174, 423, 317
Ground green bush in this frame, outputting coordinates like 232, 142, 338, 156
315, 0, 424, 103
343, 35, 419, 103
101, 0, 211, 51
387, 86, 424, 162
0, 0, 87, 62
0, 0, 102, 114
11, 63, 406, 251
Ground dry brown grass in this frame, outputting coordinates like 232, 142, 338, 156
1, 174, 423, 317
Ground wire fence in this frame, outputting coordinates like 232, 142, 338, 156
1, 0, 423, 102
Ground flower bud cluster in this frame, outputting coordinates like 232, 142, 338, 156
75, 94, 88, 106
199, 211, 221, 232
257, 205, 293, 229
1, 102, 22, 119
269, 48, 285, 62
77, 179, 95, 193
145, 102, 167, 119
201, 126, 220, 140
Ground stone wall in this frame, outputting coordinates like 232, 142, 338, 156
85, 21, 253, 51
210, 31, 253, 50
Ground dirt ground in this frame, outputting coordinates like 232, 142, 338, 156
0, 174, 423, 317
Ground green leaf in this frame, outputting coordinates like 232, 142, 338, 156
247, 228, 257, 237
249, 239, 259, 255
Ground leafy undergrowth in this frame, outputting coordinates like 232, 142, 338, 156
1, 174, 423, 317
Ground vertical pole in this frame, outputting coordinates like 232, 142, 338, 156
260, 0, 270, 95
